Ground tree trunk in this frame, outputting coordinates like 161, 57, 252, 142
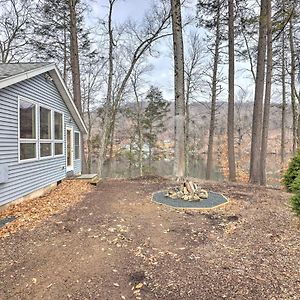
87, 91, 92, 173
98, 1, 115, 177
185, 77, 191, 175
227, 0, 236, 181
129, 140, 133, 177
136, 91, 144, 177
63, 15, 68, 82
206, 1, 220, 180
281, 31, 286, 168
171, 0, 185, 178
249, 0, 268, 184
289, 17, 297, 153
68, 0, 87, 174
260, 0, 272, 186
68, 0, 82, 113
107, 122, 115, 178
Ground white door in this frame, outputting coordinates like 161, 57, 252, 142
66, 127, 74, 172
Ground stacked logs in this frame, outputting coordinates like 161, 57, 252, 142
165, 180, 208, 201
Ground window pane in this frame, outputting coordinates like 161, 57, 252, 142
20, 100, 36, 139
55, 143, 63, 155
54, 112, 63, 140
20, 143, 36, 160
75, 132, 80, 159
40, 107, 51, 139
40, 143, 52, 157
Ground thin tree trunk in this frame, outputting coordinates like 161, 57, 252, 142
148, 126, 153, 169
87, 90, 92, 173
227, 0, 236, 181
206, 1, 220, 180
68, 0, 82, 113
260, 0, 272, 186
98, 0, 115, 177
129, 140, 133, 177
68, 0, 87, 174
171, 0, 185, 178
185, 77, 191, 175
134, 86, 143, 177
281, 32, 286, 167
249, 0, 268, 184
289, 17, 297, 152
107, 123, 115, 178
63, 16, 68, 82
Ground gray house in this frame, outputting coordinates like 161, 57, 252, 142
0, 63, 87, 207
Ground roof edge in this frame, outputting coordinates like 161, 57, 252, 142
0, 63, 87, 134
49, 67, 87, 134
0, 63, 56, 90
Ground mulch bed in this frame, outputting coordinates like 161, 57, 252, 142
0, 177, 299, 299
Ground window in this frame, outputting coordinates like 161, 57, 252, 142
20, 99, 36, 139
75, 132, 80, 159
40, 143, 52, 158
18, 97, 66, 162
40, 107, 52, 139
55, 143, 63, 156
54, 112, 63, 156
19, 99, 37, 160
20, 143, 36, 160
54, 112, 63, 140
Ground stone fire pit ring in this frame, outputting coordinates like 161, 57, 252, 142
152, 191, 229, 209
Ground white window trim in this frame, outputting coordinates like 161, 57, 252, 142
39, 105, 53, 141
18, 96, 38, 163
74, 130, 81, 160
66, 126, 74, 172
53, 110, 65, 157
39, 106, 53, 159
18, 96, 65, 162
40, 142, 53, 160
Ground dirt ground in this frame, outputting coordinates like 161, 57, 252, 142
1, 177, 300, 300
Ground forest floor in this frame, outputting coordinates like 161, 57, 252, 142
0, 177, 300, 300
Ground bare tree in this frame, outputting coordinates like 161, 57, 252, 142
289, 11, 298, 152
129, 63, 152, 176
68, 0, 82, 113
184, 31, 205, 175
206, 0, 221, 180
67, 0, 87, 173
0, 0, 33, 62
249, 0, 268, 184
281, 29, 287, 167
260, 0, 273, 185
82, 56, 106, 173
171, 0, 185, 178
97, 0, 172, 176
227, 0, 236, 181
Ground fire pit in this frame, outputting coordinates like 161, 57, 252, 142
153, 180, 229, 209
165, 180, 208, 201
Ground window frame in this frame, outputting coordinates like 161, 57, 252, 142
53, 110, 64, 157
39, 105, 53, 159
74, 131, 80, 160
18, 97, 38, 162
18, 96, 65, 162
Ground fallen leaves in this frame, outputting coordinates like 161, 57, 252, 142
0, 180, 93, 238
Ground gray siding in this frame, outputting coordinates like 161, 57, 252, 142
0, 73, 82, 206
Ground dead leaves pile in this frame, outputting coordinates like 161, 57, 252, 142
0, 180, 93, 238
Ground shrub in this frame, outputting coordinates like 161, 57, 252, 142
283, 149, 300, 191
290, 193, 300, 217
290, 172, 300, 193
